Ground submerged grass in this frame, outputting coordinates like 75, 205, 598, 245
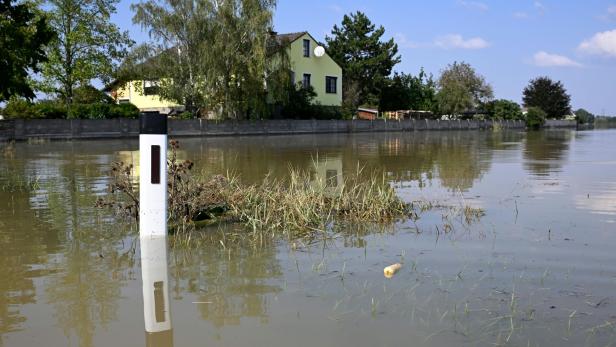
228, 168, 413, 238
97, 140, 416, 241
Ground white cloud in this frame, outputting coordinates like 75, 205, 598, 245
394, 32, 421, 49
513, 11, 529, 19
434, 34, 489, 49
578, 29, 616, 57
532, 51, 582, 67
598, 5, 616, 21
534, 1, 546, 15
607, 5, 616, 21
457, 0, 488, 12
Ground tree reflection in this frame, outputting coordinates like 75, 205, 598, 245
162, 131, 512, 193
523, 130, 572, 177
169, 240, 282, 328
0, 190, 60, 344
0, 141, 135, 347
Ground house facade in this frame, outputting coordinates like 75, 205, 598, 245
108, 31, 342, 115
281, 32, 342, 107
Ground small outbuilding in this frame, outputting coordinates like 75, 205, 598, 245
357, 107, 379, 120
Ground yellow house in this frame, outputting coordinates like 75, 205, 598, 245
109, 79, 181, 114
106, 31, 342, 114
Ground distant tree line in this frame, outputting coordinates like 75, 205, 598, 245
0, 4, 600, 124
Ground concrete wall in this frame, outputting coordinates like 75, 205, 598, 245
545, 119, 577, 128
0, 119, 526, 141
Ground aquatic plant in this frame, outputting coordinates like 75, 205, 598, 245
226, 168, 413, 238
96, 140, 415, 239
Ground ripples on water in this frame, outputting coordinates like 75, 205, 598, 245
1, 129, 616, 346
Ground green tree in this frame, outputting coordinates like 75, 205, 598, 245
486, 99, 523, 120
522, 76, 571, 119
130, 0, 285, 119
325, 11, 401, 110
525, 106, 546, 129
379, 69, 436, 112
379, 73, 411, 112
574, 108, 594, 124
0, 0, 54, 101
280, 84, 317, 119
435, 61, 493, 117
40, 0, 133, 103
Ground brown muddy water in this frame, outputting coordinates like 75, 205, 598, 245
1, 129, 616, 347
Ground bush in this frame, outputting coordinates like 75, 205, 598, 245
312, 105, 343, 120
1, 96, 140, 120
1, 97, 41, 119
526, 107, 546, 129
109, 103, 140, 119
276, 85, 344, 120
574, 108, 594, 125
68, 104, 106, 119
280, 85, 317, 119
67, 103, 139, 119
486, 99, 523, 120
32, 101, 68, 119
176, 111, 194, 119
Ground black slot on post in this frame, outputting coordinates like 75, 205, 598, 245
151, 145, 160, 184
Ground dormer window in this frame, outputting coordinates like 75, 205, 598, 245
303, 39, 310, 57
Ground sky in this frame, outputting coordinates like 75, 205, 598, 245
113, 0, 616, 115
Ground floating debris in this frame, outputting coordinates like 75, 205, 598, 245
384, 263, 402, 278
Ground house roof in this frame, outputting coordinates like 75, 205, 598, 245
274, 32, 307, 44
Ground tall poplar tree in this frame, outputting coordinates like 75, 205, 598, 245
325, 11, 400, 110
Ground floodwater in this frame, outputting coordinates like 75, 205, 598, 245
1, 129, 616, 347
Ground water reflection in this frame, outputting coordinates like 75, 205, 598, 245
173, 131, 511, 192
523, 130, 572, 177
4, 129, 612, 347
0, 141, 140, 347
170, 241, 282, 328
0, 190, 58, 338
311, 155, 343, 196
140, 236, 173, 347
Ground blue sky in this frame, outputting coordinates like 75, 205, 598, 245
113, 0, 616, 115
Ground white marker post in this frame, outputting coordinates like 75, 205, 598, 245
139, 114, 168, 237
139, 113, 172, 346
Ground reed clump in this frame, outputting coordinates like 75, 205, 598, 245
96, 140, 414, 239
227, 169, 413, 237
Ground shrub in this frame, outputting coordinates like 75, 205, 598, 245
280, 85, 317, 119
32, 101, 68, 119
2, 97, 40, 119
1, 97, 139, 120
176, 111, 194, 119
526, 106, 546, 129
574, 108, 594, 125
312, 105, 343, 120
109, 103, 140, 119
486, 99, 523, 120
